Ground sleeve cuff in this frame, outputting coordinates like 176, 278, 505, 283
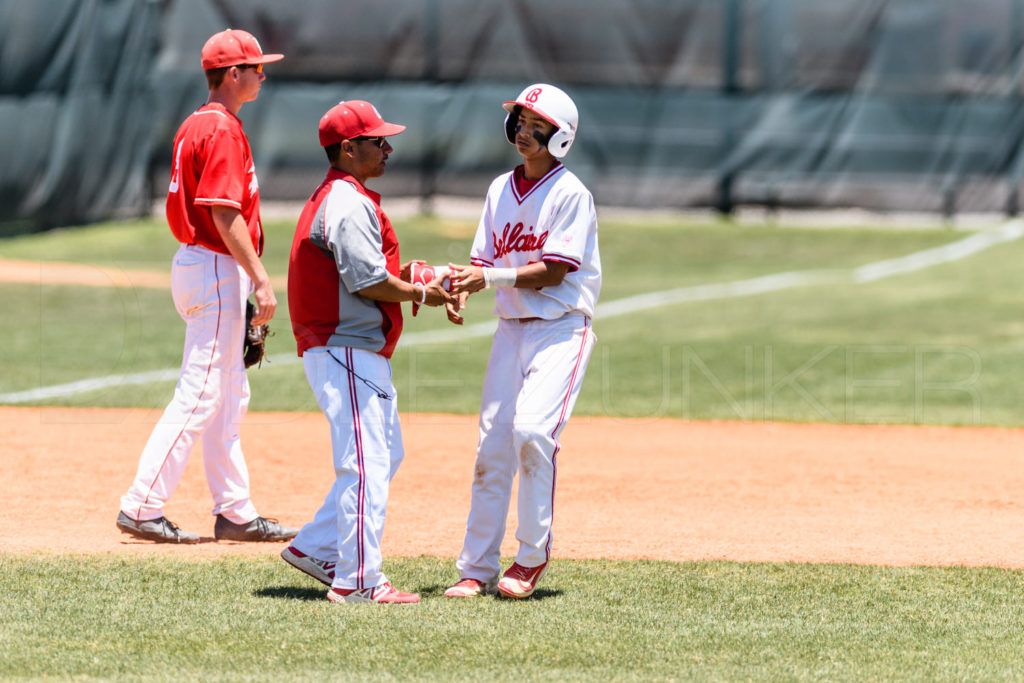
542, 254, 580, 272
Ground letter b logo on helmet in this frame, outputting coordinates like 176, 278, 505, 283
501, 83, 579, 159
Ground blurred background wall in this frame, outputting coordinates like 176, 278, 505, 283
5, 0, 1024, 231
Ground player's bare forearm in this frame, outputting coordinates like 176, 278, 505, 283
514, 261, 570, 288
449, 261, 569, 293
359, 274, 453, 307
211, 205, 276, 325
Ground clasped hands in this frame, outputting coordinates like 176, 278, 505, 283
400, 261, 487, 326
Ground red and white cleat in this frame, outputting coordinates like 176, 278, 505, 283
497, 562, 548, 599
327, 582, 421, 604
280, 545, 335, 587
443, 578, 496, 598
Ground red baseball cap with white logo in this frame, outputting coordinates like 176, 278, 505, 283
318, 100, 407, 147
201, 29, 284, 70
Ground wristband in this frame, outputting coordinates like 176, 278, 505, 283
483, 267, 517, 288
412, 282, 426, 304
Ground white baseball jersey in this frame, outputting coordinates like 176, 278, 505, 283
470, 163, 601, 319
454, 161, 600, 584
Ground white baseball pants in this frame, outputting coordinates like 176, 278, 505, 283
291, 347, 404, 591
121, 244, 258, 524
456, 313, 596, 583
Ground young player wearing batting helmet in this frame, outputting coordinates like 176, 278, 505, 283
117, 29, 297, 544
444, 84, 602, 599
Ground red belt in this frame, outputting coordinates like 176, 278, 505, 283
511, 317, 542, 323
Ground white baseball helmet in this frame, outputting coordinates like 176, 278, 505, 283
502, 83, 579, 159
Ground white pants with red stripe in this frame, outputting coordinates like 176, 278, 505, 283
121, 244, 258, 524
455, 313, 596, 583
291, 346, 404, 591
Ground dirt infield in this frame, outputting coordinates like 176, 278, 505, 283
4, 406, 1024, 567
0, 258, 289, 290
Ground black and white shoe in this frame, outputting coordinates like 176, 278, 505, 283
214, 514, 298, 542
116, 511, 199, 544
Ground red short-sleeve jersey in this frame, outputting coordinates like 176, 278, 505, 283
165, 102, 264, 256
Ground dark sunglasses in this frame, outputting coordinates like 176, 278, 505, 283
237, 63, 264, 73
353, 136, 387, 148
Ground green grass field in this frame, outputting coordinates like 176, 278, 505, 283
4, 213, 1024, 679
3, 214, 1023, 425
3, 555, 1024, 680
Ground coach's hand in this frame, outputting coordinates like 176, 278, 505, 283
400, 259, 426, 282
445, 291, 468, 325
422, 276, 454, 308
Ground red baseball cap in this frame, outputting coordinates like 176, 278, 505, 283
201, 29, 284, 70
318, 100, 407, 147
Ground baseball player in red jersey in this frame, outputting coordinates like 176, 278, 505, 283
117, 30, 297, 544
443, 84, 601, 599
280, 101, 453, 604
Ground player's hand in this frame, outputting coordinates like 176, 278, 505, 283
421, 275, 454, 307
251, 280, 277, 326
400, 259, 426, 282
445, 291, 468, 325
448, 264, 486, 295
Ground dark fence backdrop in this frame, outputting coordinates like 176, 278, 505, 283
4, 0, 1024, 230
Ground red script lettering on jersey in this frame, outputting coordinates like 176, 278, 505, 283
494, 222, 548, 259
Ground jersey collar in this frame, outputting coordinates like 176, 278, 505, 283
198, 101, 241, 124
327, 167, 381, 206
510, 162, 563, 204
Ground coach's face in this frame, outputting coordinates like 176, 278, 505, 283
350, 136, 393, 180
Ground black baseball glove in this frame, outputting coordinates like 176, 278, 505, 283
244, 300, 270, 369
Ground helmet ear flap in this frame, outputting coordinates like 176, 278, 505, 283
504, 105, 521, 144
547, 129, 574, 159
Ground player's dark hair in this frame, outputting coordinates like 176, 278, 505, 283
504, 104, 522, 144
325, 143, 342, 165
205, 67, 228, 89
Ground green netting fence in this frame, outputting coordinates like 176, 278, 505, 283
5, 0, 1024, 230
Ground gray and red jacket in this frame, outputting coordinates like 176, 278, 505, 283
288, 168, 403, 358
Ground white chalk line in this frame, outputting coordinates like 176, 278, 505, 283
3, 219, 1022, 404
